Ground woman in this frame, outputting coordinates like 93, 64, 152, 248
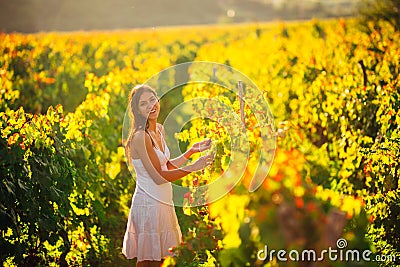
122, 84, 213, 267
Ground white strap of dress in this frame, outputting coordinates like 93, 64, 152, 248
147, 127, 165, 152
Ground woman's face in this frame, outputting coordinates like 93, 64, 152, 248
138, 91, 160, 120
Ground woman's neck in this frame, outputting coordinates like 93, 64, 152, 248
147, 119, 157, 132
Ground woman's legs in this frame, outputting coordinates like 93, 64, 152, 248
149, 261, 162, 267
136, 260, 162, 267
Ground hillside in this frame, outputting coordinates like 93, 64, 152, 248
0, 0, 357, 33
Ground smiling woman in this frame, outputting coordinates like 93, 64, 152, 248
122, 84, 214, 267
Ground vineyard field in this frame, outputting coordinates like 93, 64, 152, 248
1, 18, 399, 267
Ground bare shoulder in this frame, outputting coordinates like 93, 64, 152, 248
131, 130, 151, 145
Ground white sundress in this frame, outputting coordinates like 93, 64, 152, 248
122, 130, 182, 261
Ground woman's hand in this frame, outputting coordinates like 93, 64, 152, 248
190, 139, 212, 154
191, 153, 215, 172
171, 139, 212, 167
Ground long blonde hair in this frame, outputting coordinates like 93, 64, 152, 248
125, 84, 158, 159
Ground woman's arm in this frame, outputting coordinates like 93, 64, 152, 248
167, 149, 194, 170
158, 123, 193, 169
158, 124, 211, 170
131, 130, 211, 185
